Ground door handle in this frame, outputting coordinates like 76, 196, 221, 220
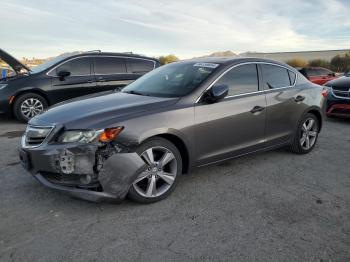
294, 95, 305, 102
250, 106, 265, 114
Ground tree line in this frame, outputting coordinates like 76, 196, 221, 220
286, 52, 350, 72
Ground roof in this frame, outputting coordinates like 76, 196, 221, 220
181, 56, 292, 67
59, 51, 159, 62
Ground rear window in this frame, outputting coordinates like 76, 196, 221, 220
307, 69, 319, 76
262, 64, 291, 89
317, 68, 331, 76
127, 58, 155, 74
94, 57, 127, 74
288, 70, 296, 84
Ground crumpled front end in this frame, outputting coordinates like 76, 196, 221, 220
19, 126, 146, 202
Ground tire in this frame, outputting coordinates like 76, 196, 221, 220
290, 113, 320, 154
127, 137, 182, 204
13, 93, 48, 122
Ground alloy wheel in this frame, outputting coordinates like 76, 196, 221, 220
20, 98, 44, 119
132, 146, 177, 198
300, 118, 318, 150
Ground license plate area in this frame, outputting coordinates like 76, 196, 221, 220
19, 149, 31, 170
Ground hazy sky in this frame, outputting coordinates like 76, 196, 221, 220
2, 0, 350, 59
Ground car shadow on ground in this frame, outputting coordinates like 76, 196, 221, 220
0, 113, 18, 123
15, 146, 290, 211
326, 116, 350, 124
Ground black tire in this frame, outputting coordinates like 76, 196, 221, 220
290, 113, 320, 154
13, 93, 48, 122
127, 137, 182, 204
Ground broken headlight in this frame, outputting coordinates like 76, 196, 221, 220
58, 130, 102, 144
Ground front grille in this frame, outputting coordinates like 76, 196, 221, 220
332, 87, 350, 99
23, 125, 54, 147
42, 172, 82, 186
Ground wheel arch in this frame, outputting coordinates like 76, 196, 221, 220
305, 106, 323, 131
12, 88, 50, 110
139, 131, 191, 174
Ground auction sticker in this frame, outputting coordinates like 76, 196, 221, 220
193, 63, 219, 68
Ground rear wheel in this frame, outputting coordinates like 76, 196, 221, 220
13, 93, 48, 122
290, 113, 319, 154
128, 137, 182, 203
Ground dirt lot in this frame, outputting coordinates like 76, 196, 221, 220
0, 115, 349, 262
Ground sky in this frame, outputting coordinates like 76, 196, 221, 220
1, 0, 350, 59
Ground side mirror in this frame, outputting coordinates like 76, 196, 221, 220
205, 84, 229, 103
57, 70, 70, 80
328, 72, 335, 77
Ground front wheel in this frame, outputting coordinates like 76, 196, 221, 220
13, 93, 48, 122
290, 113, 320, 154
127, 137, 182, 203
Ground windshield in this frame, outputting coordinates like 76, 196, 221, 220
122, 62, 220, 97
30, 53, 78, 74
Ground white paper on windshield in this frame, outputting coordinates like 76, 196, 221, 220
193, 63, 219, 68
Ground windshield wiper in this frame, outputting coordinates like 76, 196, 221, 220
123, 90, 149, 96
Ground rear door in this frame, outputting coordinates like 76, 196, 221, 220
262, 63, 306, 146
194, 63, 267, 165
93, 56, 135, 91
49, 57, 97, 103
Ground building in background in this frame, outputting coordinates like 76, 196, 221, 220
240, 49, 350, 62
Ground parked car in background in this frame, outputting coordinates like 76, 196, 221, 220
19, 58, 325, 203
0, 49, 160, 122
298, 67, 338, 85
324, 72, 350, 118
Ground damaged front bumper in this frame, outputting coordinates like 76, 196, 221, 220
19, 142, 146, 202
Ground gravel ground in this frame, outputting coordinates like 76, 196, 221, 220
0, 115, 349, 262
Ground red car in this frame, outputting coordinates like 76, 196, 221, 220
299, 67, 338, 85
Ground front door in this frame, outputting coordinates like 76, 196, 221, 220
194, 63, 266, 166
50, 57, 97, 103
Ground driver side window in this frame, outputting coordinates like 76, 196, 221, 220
54, 57, 91, 76
214, 64, 259, 96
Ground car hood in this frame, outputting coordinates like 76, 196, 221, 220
325, 76, 350, 88
29, 92, 179, 129
0, 49, 31, 74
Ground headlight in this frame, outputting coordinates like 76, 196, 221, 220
58, 130, 102, 143
0, 84, 8, 90
58, 127, 124, 144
